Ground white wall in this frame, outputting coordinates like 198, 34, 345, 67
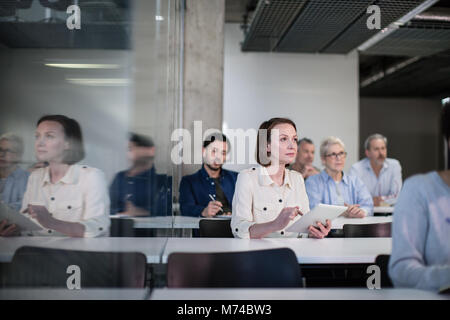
222, 23, 359, 173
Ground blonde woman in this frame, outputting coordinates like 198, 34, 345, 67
305, 136, 373, 217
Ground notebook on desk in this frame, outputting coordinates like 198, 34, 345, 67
0, 202, 43, 232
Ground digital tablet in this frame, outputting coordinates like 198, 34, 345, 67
0, 202, 43, 232
286, 204, 347, 234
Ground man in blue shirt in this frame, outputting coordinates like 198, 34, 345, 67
179, 133, 238, 217
350, 134, 402, 206
109, 133, 171, 216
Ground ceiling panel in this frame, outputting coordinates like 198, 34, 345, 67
277, 0, 371, 53
363, 20, 450, 56
324, 0, 425, 53
241, 0, 307, 52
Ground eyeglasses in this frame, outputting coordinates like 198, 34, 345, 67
0, 148, 16, 155
325, 151, 347, 159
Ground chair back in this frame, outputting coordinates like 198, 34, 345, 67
4, 246, 147, 288
343, 222, 391, 238
167, 248, 302, 288
199, 219, 233, 238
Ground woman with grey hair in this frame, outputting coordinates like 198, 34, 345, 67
305, 136, 373, 217
0, 133, 29, 211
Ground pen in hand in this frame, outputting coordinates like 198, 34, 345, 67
208, 194, 224, 213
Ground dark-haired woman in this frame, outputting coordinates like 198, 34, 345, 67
231, 117, 331, 239
11, 115, 110, 237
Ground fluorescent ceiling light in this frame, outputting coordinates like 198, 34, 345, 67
46, 63, 120, 69
66, 78, 130, 86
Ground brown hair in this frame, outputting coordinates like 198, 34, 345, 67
256, 117, 297, 167
37, 115, 85, 165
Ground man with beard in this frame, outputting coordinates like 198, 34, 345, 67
290, 138, 320, 179
350, 134, 402, 206
179, 133, 238, 217
109, 133, 171, 216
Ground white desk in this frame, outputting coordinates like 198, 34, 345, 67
131, 216, 173, 229
112, 216, 233, 230
150, 288, 449, 300
114, 216, 391, 231
331, 216, 392, 230
112, 216, 201, 229
374, 206, 394, 214
0, 288, 149, 300
162, 238, 392, 264
0, 237, 168, 263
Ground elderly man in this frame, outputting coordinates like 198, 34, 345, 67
0, 133, 29, 211
350, 134, 402, 206
290, 138, 320, 179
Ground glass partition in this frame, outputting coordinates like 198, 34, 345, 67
0, 0, 182, 237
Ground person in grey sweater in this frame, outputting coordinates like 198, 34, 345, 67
388, 104, 450, 292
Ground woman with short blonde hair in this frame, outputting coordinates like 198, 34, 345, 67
306, 136, 373, 218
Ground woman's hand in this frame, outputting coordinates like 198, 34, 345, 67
28, 205, 56, 229
0, 220, 19, 237
27, 205, 85, 237
274, 206, 302, 230
344, 203, 366, 218
308, 219, 331, 239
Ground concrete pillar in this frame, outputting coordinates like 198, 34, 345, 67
183, 0, 225, 176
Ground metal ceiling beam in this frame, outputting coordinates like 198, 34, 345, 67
357, 0, 440, 52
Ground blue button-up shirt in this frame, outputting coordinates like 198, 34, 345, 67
1, 167, 29, 211
179, 166, 238, 217
305, 169, 374, 215
350, 158, 402, 203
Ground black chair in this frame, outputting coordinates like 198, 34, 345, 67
375, 254, 393, 288
167, 248, 302, 288
110, 218, 135, 237
2, 246, 147, 288
199, 219, 233, 238
343, 222, 391, 238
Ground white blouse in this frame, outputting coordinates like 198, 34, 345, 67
231, 165, 310, 239
20, 164, 110, 237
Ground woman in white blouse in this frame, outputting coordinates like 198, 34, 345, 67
231, 118, 331, 239
2, 115, 110, 237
